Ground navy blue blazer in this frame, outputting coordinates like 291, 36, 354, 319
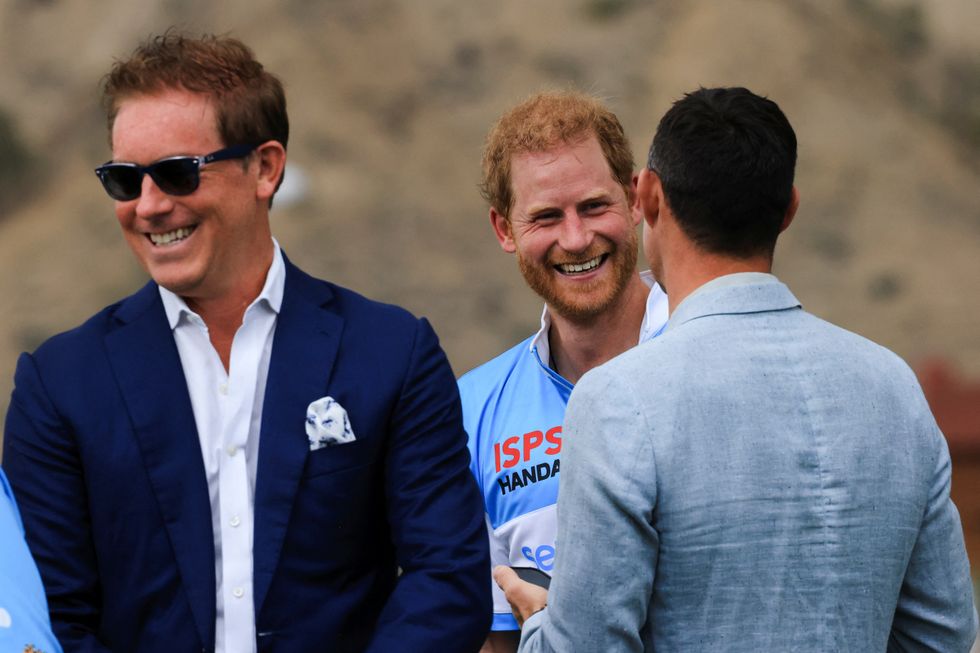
3, 258, 491, 653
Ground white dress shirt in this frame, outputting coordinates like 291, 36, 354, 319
159, 240, 285, 653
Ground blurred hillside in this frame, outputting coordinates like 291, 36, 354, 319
0, 0, 978, 423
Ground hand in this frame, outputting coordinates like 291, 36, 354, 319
493, 565, 549, 627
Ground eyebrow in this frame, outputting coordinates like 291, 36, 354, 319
524, 205, 564, 219
577, 192, 614, 205
524, 190, 616, 218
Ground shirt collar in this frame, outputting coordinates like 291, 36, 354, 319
671, 271, 778, 319
159, 238, 285, 330
666, 272, 793, 333
529, 270, 668, 366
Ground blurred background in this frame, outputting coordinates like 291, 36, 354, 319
0, 0, 978, 627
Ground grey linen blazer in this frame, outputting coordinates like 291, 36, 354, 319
520, 273, 978, 652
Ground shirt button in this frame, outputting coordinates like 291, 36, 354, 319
219, 383, 229, 395
230, 515, 241, 528
226, 445, 237, 457
233, 587, 244, 599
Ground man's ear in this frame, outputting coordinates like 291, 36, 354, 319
490, 208, 516, 253
628, 173, 642, 227
636, 168, 662, 229
780, 186, 800, 233
254, 140, 287, 203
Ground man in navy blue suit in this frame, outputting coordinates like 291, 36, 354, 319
3, 32, 490, 653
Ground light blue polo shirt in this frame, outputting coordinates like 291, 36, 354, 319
0, 468, 63, 653
459, 272, 668, 631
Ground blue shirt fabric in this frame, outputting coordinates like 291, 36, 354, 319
519, 273, 978, 652
0, 468, 63, 653
459, 273, 668, 631
459, 334, 568, 632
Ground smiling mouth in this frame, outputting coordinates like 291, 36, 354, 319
148, 226, 195, 246
555, 254, 606, 275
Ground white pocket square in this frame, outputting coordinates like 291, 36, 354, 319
306, 396, 356, 450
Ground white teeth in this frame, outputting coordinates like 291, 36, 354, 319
557, 256, 603, 274
149, 227, 194, 246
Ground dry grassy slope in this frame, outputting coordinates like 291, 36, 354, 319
633, 1, 980, 378
0, 0, 978, 434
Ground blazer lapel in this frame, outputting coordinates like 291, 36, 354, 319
253, 261, 343, 615
104, 282, 215, 649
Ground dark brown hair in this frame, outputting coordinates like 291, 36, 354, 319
648, 87, 796, 258
103, 31, 288, 153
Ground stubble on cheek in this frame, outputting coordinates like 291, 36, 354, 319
517, 230, 638, 322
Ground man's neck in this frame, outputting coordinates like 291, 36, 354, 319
547, 274, 649, 384
664, 254, 772, 315
184, 248, 275, 371
185, 291, 258, 373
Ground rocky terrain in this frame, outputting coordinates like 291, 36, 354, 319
0, 0, 978, 418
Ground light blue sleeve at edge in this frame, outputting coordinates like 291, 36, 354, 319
0, 467, 65, 653
887, 425, 979, 652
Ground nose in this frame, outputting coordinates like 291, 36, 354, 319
557, 212, 592, 253
134, 173, 175, 219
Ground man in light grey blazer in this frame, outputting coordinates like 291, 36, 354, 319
495, 87, 978, 652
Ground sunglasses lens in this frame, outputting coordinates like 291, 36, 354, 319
150, 158, 200, 196
97, 165, 142, 201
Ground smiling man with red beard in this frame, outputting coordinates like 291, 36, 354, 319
458, 91, 669, 653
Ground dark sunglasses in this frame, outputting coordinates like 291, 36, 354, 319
94, 143, 258, 201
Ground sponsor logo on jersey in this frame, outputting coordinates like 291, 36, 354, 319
493, 425, 561, 471
497, 459, 560, 495
493, 425, 561, 495
521, 543, 557, 572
